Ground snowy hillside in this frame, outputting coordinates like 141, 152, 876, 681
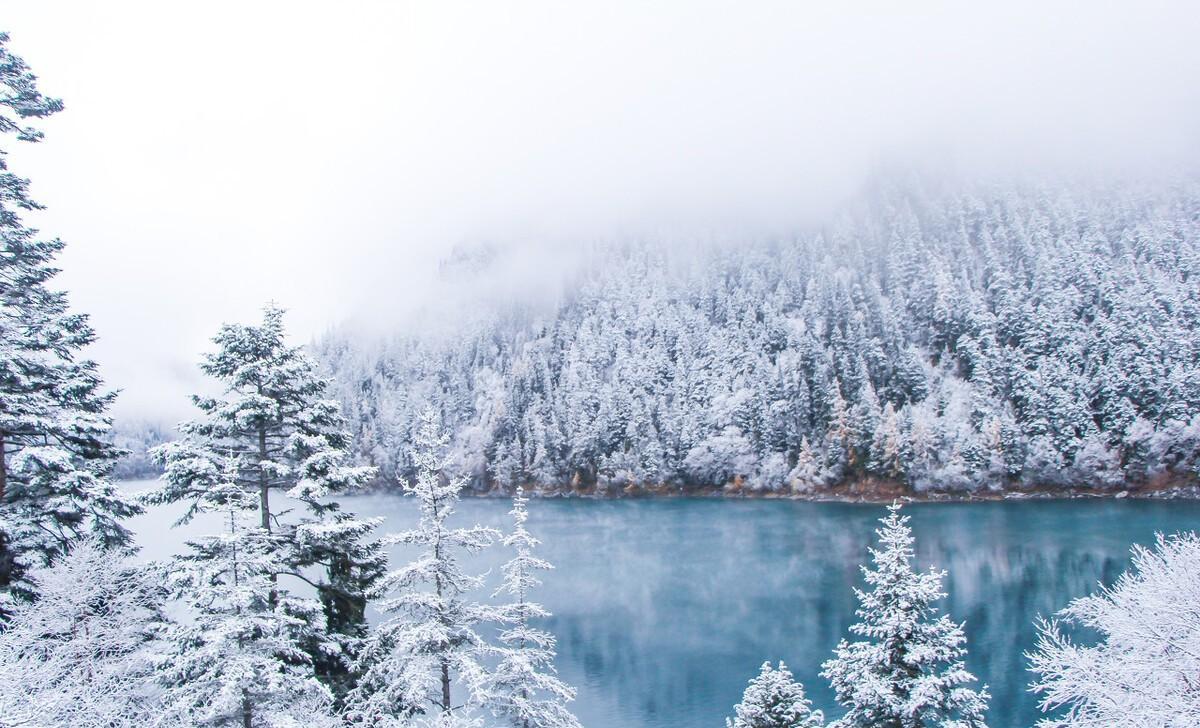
315, 179, 1200, 495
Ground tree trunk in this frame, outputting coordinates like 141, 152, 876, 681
441, 658, 452, 713
0, 430, 7, 503
258, 426, 270, 532
258, 424, 279, 610
242, 692, 253, 728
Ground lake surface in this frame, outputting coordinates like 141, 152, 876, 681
125, 482, 1200, 727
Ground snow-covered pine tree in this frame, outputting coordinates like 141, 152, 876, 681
347, 408, 499, 723
727, 661, 824, 728
868, 403, 904, 480
148, 304, 382, 696
0, 539, 162, 726
481, 487, 581, 728
1028, 531, 1200, 727
157, 459, 336, 727
0, 31, 138, 613
820, 502, 989, 728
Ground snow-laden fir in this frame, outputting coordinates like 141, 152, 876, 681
0, 32, 139, 615
479, 487, 581, 728
316, 181, 1200, 495
726, 661, 824, 728
346, 409, 500, 724
820, 503, 989, 727
147, 305, 385, 700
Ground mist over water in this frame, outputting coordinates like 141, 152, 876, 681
125, 484, 1200, 727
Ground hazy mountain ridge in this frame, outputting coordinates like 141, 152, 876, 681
314, 179, 1200, 496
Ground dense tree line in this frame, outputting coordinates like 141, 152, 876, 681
316, 180, 1200, 495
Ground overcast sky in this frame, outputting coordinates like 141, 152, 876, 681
5, 1, 1200, 421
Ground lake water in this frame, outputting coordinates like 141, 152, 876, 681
124, 482, 1200, 727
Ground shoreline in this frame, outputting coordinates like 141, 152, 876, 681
458, 474, 1200, 504
119, 474, 1200, 504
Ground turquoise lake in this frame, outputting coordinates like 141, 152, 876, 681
126, 483, 1200, 727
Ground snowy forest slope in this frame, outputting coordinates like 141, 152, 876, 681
314, 180, 1200, 495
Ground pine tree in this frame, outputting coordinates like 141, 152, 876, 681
788, 437, 821, 492
727, 661, 825, 728
148, 304, 380, 696
820, 503, 988, 728
868, 403, 905, 480
821, 380, 852, 481
482, 487, 581, 728
347, 408, 499, 723
156, 459, 337, 727
0, 31, 139, 612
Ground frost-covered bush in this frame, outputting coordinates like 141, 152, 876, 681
786, 439, 822, 492
1028, 532, 1200, 727
1068, 435, 1124, 489
748, 452, 793, 492
683, 428, 757, 486
0, 540, 162, 727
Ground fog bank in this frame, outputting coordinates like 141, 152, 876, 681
4, 1, 1198, 420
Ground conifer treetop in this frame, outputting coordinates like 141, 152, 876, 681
821, 502, 989, 728
479, 484, 581, 728
347, 407, 498, 723
727, 660, 824, 728
148, 303, 374, 520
